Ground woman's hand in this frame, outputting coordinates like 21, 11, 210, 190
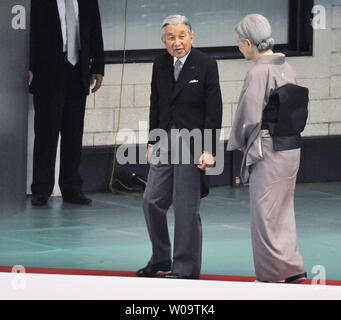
146, 145, 153, 164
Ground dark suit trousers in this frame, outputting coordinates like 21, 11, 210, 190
143, 130, 202, 278
31, 59, 87, 198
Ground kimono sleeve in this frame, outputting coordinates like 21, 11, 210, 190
227, 66, 269, 151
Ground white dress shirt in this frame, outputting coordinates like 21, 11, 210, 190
56, 0, 81, 52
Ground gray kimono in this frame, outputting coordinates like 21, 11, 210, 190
228, 54, 306, 282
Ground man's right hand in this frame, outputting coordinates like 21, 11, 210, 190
28, 71, 33, 86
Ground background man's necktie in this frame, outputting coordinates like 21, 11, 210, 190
65, 0, 79, 66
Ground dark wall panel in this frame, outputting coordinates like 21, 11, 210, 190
299, 136, 341, 183
79, 137, 341, 193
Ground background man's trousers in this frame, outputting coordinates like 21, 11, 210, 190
143, 130, 203, 279
31, 57, 87, 198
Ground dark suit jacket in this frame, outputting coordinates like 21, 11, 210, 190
29, 0, 104, 95
149, 48, 223, 198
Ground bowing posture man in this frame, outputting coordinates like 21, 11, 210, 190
137, 15, 222, 280
29, 0, 104, 206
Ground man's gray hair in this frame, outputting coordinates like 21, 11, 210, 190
161, 15, 193, 41
235, 14, 275, 52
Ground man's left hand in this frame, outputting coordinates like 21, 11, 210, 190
91, 74, 103, 93
197, 152, 215, 171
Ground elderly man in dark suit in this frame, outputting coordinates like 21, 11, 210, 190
137, 15, 223, 280
28, 0, 104, 206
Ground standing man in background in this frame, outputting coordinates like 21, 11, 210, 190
137, 15, 222, 280
29, 0, 104, 206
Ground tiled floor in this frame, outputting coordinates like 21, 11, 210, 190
0, 182, 340, 281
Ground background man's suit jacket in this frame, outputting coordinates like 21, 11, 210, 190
29, 0, 104, 95
148, 48, 223, 197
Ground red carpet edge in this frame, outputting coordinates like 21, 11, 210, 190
1, 266, 341, 286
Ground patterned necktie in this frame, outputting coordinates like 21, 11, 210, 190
174, 59, 182, 81
65, 0, 79, 66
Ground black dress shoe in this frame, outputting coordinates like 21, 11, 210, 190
136, 261, 171, 278
63, 193, 92, 205
31, 195, 48, 206
160, 272, 199, 280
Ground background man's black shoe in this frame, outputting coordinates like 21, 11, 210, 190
31, 195, 48, 206
136, 261, 171, 277
63, 193, 92, 205
160, 272, 199, 280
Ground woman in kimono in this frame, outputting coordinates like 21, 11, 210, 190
227, 14, 306, 283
